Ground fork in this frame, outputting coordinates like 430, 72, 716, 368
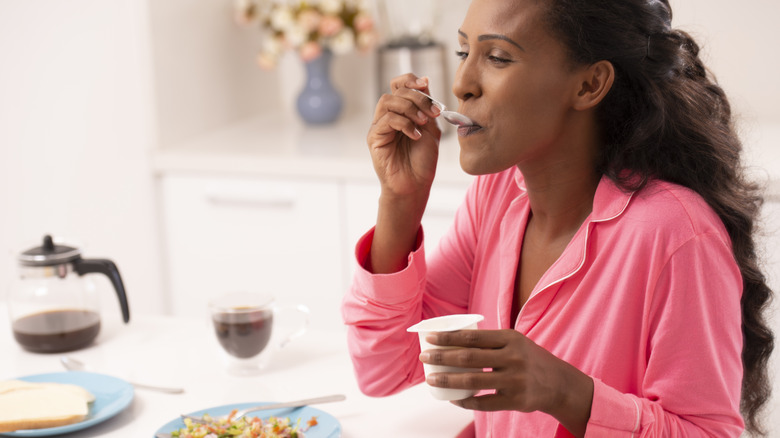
181, 394, 346, 424
411, 89, 475, 127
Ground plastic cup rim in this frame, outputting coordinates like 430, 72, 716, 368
406, 313, 484, 333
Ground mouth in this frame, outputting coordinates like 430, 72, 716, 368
456, 122, 483, 137
447, 109, 483, 136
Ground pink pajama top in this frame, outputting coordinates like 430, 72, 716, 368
341, 168, 744, 437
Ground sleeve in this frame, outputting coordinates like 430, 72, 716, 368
341, 179, 482, 397
585, 231, 745, 437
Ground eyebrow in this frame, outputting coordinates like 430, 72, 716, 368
458, 29, 525, 51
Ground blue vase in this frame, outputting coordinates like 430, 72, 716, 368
296, 50, 343, 125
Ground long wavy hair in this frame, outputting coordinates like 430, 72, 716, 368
543, 0, 774, 434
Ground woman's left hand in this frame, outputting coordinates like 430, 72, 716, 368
420, 329, 593, 437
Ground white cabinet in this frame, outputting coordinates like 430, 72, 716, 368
153, 113, 473, 331
159, 174, 344, 329
159, 173, 471, 331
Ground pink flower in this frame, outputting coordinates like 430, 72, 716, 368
299, 41, 323, 62
243, 1, 378, 69
318, 15, 344, 37
353, 13, 374, 32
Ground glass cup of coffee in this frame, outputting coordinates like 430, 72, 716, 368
208, 292, 309, 375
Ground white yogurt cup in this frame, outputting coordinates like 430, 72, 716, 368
407, 314, 485, 400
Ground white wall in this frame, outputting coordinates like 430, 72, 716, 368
0, 0, 163, 317
148, 0, 279, 149
671, 0, 780, 126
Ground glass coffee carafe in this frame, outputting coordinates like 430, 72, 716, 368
7, 235, 130, 353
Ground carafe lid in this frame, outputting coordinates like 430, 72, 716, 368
19, 235, 81, 267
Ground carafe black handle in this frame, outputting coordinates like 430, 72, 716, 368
73, 258, 130, 323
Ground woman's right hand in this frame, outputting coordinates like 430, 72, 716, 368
366, 74, 444, 274
368, 74, 443, 199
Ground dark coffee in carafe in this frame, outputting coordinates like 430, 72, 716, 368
12, 309, 101, 353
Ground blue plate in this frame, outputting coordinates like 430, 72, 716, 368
154, 402, 341, 437
1, 371, 134, 437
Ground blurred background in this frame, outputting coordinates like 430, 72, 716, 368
1, 0, 779, 432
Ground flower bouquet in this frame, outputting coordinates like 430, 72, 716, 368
234, 0, 378, 69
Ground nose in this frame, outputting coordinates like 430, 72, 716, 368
452, 56, 480, 105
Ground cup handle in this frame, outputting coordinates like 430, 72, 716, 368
274, 304, 310, 349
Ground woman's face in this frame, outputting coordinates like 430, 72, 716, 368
453, 0, 590, 176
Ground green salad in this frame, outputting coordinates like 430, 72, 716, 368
170, 410, 317, 438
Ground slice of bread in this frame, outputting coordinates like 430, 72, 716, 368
0, 380, 95, 432
0, 380, 95, 402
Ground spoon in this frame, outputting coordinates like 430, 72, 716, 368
60, 355, 185, 394
412, 89, 475, 127
181, 394, 346, 424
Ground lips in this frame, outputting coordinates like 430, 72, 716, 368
456, 116, 483, 136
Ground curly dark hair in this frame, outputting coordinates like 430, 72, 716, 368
543, 0, 774, 434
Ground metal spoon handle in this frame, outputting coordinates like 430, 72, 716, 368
411, 89, 447, 112
411, 89, 474, 126
130, 381, 184, 394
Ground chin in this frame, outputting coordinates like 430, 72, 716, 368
458, 152, 478, 175
459, 153, 497, 176
457, 134, 502, 176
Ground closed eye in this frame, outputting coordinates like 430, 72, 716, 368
488, 55, 512, 65
455, 50, 468, 61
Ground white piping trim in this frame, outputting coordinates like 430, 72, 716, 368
535, 191, 634, 294
631, 397, 641, 436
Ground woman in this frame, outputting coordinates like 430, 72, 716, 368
341, 0, 774, 436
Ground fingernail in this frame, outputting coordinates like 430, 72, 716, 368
431, 105, 441, 116
419, 352, 430, 362
413, 128, 422, 139
416, 77, 428, 87
417, 111, 428, 123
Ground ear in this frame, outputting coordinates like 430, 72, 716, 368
573, 60, 615, 111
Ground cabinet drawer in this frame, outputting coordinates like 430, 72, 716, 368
159, 175, 343, 329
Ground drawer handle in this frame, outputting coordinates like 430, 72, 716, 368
206, 194, 296, 210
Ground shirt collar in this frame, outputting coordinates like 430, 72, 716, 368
511, 168, 633, 223
591, 175, 634, 222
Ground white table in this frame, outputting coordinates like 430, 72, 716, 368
0, 308, 473, 437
